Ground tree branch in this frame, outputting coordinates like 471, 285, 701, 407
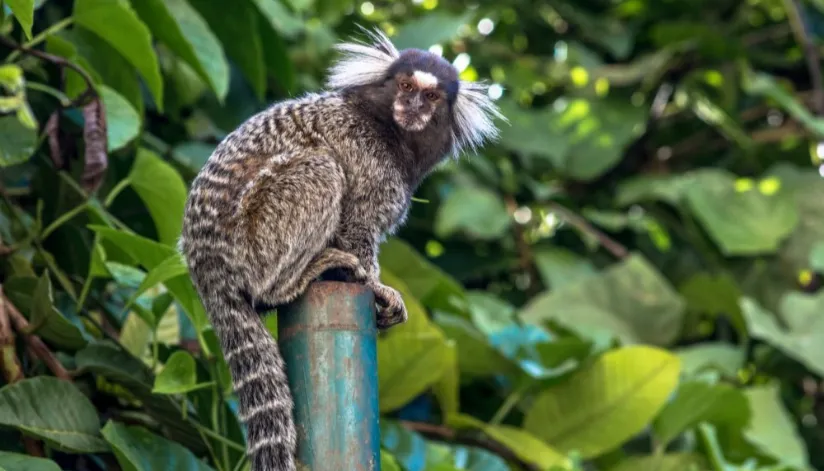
0, 287, 45, 456
0, 35, 97, 107
399, 420, 541, 471
2, 293, 71, 381
783, 0, 824, 116
548, 202, 629, 259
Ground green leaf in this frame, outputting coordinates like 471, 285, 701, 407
378, 271, 451, 412
498, 97, 648, 181
73, 0, 164, 109
51, 28, 145, 114
250, 0, 303, 38
741, 292, 824, 377
533, 247, 597, 290
675, 343, 745, 378
0, 115, 37, 168
0, 451, 62, 471
101, 421, 216, 471
391, 12, 472, 50
153, 350, 211, 394
448, 414, 570, 469
743, 384, 809, 470
521, 254, 685, 346
130, 0, 229, 101
523, 345, 681, 458
653, 381, 750, 446
615, 173, 692, 208
188, 0, 266, 100
378, 237, 467, 315
435, 185, 511, 240
432, 341, 459, 418
30, 272, 89, 350
743, 71, 824, 137
381, 450, 402, 471
679, 272, 746, 337
5, 0, 34, 39
434, 313, 518, 378
128, 148, 187, 246
0, 377, 109, 453
100, 85, 141, 151
684, 170, 798, 256
89, 226, 208, 334
608, 453, 707, 471
123, 252, 189, 322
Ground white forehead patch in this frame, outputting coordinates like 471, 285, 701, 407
413, 70, 439, 88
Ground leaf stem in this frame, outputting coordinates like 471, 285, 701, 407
489, 382, 529, 425
6, 17, 74, 63
25, 82, 71, 106
40, 202, 88, 240
104, 178, 132, 207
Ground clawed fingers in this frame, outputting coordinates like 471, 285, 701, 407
369, 283, 408, 330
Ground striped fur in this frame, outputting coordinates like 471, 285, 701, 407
179, 29, 502, 471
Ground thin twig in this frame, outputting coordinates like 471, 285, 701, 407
399, 421, 541, 471
2, 294, 71, 380
0, 35, 97, 107
783, 0, 824, 116
0, 287, 45, 456
548, 202, 629, 259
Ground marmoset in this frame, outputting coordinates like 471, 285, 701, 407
179, 28, 504, 471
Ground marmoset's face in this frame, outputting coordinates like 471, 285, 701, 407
386, 50, 459, 133
392, 71, 447, 131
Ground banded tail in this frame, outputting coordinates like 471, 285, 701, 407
190, 256, 297, 471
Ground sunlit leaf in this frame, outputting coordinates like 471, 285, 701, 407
523, 345, 681, 457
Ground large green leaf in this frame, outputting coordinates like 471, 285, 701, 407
50, 28, 144, 113
73, 0, 164, 109
653, 381, 750, 446
378, 271, 451, 412
130, 0, 229, 101
3, 275, 88, 350
0, 115, 37, 168
5, 0, 34, 39
434, 314, 519, 378
250, 0, 302, 38
101, 421, 215, 471
89, 226, 208, 334
533, 247, 597, 290
741, 292, 824, 376
100, 85, 141, 151
435, 184, 512, 240
391, 12, 473, 50
127, 148, 188, 246
122, 252, 189, 321
30, 273, 88, 350
448, 414, 570, 470
188, 0, 266, 99
378, 237, 467, 316
523, 345, 681, 458
743, 384, 809, 470
498, 97, 648, 181
684, 170, 798, 256
521, 254, 685, 346
153, 350, 212, 394
0, 377, 109, 453
608, 453, 707, 471
0, 451, 62, 471
675, 343, 745, 378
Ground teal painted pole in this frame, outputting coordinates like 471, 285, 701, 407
278, 281, 381, 471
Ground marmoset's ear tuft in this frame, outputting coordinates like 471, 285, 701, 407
326, 26, 400, 90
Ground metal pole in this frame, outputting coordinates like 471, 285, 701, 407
278, 281, 381, 471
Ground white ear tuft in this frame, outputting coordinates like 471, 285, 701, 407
450, 80, 507, 157
325, 26, 400, 90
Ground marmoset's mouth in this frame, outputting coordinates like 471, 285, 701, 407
394, 111, 428, 132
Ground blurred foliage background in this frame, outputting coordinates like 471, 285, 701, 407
3, 0, 824, 470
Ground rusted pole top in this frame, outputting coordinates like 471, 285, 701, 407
278, 281, 381, 471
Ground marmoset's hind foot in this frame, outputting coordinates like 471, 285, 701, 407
370, 282, 408, 330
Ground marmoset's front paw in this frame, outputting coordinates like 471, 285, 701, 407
368, 282, 408, 330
